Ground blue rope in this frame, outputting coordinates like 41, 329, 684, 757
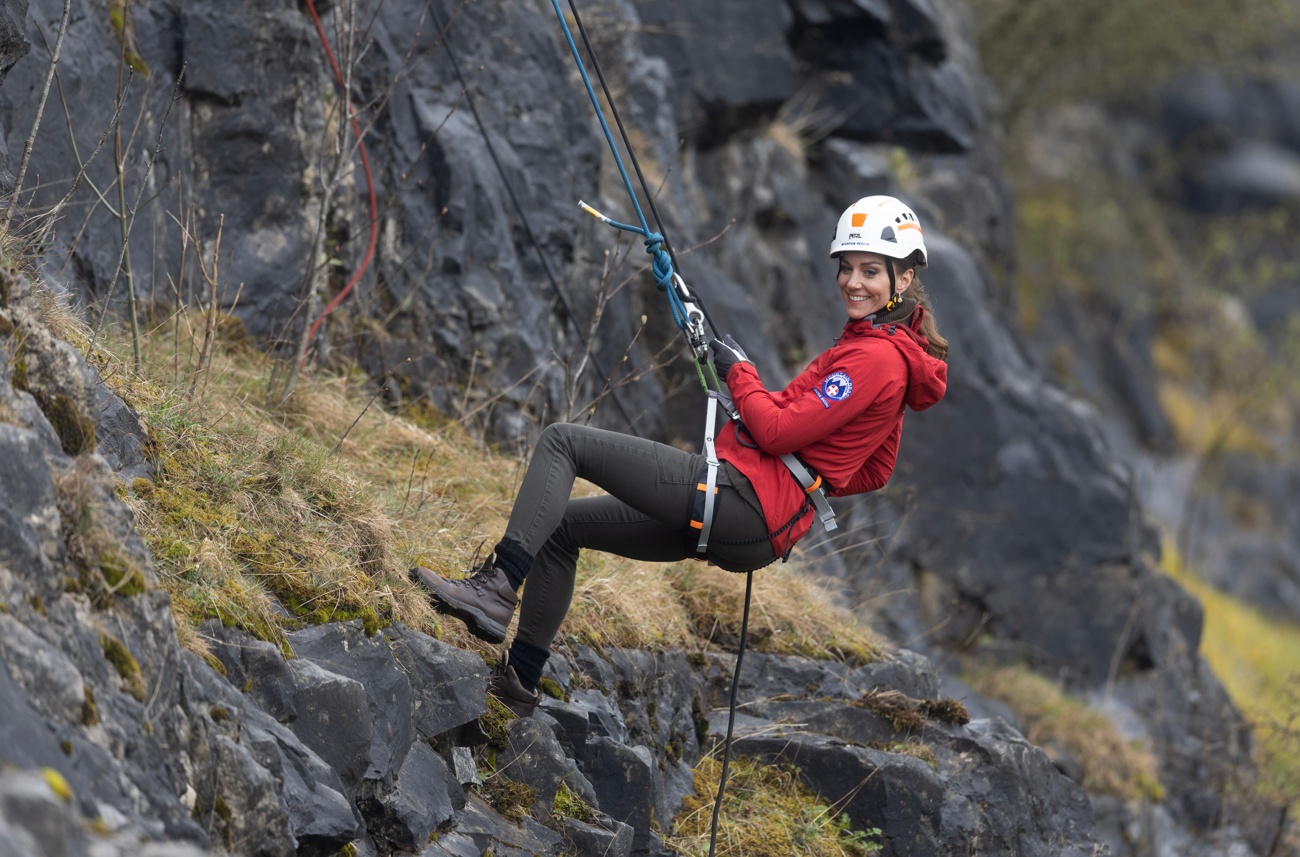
548, 0, 690, 331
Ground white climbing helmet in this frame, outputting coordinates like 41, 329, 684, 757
828, 195, 927, 266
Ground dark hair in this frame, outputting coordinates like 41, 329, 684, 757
894, 253, 948, 362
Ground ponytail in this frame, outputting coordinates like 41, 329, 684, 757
893, 253, 949, 362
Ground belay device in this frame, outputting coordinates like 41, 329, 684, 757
544, 1, 838, 853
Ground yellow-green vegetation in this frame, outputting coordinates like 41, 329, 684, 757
55, 462, 148, 607
81, 683, 99, 726
550, 781, 594, 825
664, 563, 881, 664
41, 768, 73, 802
69, 306, 882, 667
1162, 542, 1300, 809
669, 756, 881, 856
98, 632, 146, 703
964, 664, 1165, 802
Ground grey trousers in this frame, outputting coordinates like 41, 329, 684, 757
505, 422, 776, 651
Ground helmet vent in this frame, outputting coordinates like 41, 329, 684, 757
880, 225, 898, 243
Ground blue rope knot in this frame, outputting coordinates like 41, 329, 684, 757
644, 232, 675, 289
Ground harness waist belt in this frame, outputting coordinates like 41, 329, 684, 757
779, 453, 838, 533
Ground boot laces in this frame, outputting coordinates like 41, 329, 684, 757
459, 554, 497, 591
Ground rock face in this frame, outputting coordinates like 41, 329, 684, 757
0, 0, 1287, 856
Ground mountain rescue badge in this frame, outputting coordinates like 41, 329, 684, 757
816, 371, 853, 407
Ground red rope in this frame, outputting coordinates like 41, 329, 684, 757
301, 0, 380, 371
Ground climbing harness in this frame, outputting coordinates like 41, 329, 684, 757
546, 4, 839, 853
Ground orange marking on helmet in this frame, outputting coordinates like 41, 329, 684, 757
899, 223, 923, 233
851, 213, 867, 227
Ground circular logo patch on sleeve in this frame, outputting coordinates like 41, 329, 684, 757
820, 371, 853, 404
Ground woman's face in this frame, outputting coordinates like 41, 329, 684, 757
836, 251, 913, 320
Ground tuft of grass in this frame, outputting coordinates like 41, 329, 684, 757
964, 663, 1164, 801
481, 776, 536, 823
669, 755, 881, 856
1162, 540, 1300, 810
664, 563, 883, 664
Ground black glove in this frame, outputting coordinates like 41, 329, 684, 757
709, 334, 751, 382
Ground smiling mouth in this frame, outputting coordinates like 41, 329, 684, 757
846, 295, 871, 303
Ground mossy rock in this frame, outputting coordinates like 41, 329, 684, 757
99, 551, 146, 596
81, 684, 99, 726
37, 392, 96, 456
98, 633, 146, 702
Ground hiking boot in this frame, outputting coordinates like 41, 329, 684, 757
412, 555, 518, 644
489, 651, 540, 718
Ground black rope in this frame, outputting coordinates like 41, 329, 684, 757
564, 0, 722, 338
709, 570, 753, 857
425, 1, 641, 430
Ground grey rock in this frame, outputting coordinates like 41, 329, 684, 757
631, 0, 798, 145
204, 623, 299, 722
92, 374, 153, 483
581, 737, 655, 853
452, 746, 481, 788
238, 702, 363, 854
366, 741, 456, 853
0, 613, 86, 724
384, 624, 488, 739
438, 793, 565, 856
284, 657, 373, 790
538, 696, 590, 764
500, 718, 596, 820
289, 621, 414, 787
560, 816, 635, 857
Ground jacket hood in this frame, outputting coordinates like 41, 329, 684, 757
842, 310, 947, 411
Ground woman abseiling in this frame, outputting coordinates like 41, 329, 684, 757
412, 195, 949, 716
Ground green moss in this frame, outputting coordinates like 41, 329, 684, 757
99, 633, 146, 702
99, 551, 146, 596
59, 740, 73, 756
213, 796, 234, 849
81, 685, 99, 726
12, 357, 26, 391
480, 695, 517, 748
537, 676, 565, 701
26, 594, 46, 617
209, 706, 230, 723
130, 477, 155, 496
551, 781, 594, 824
203, 653, 227, 677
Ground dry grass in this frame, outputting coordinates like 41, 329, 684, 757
964, 663, 1165, 801
668, 755, 881, 856
80, 309, 881, 667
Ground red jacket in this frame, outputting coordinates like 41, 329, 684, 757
715, 308, 948, 556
